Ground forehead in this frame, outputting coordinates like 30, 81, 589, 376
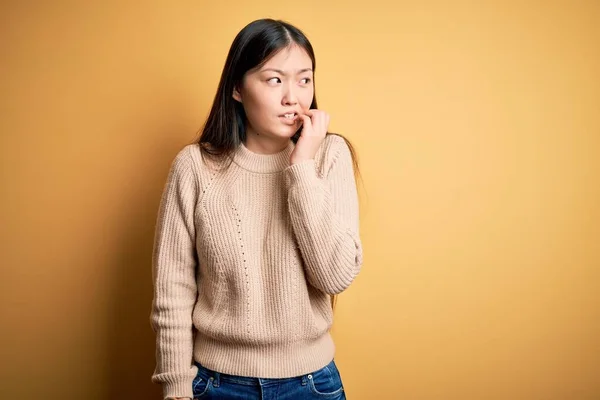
260, 45, 312, 70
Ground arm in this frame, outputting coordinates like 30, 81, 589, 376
284, 136, 363, 294
150, 147, 199, 400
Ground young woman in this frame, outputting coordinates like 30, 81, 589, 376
150, 18, 363, 400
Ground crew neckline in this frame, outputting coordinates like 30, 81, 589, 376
231, 140, 295, 173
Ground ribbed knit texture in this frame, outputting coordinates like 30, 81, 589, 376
150, 134, 363, 399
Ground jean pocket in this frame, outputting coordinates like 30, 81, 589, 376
192, 375, 212, 398
307, 361, 345, 398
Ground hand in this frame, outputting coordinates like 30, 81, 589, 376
290, 109, 330, 165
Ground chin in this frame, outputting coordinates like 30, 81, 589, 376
258, 124, 299, 140
280, 126, 300, 138
263, 129, 295, 139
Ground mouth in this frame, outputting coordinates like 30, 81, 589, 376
279, 112, 299, 123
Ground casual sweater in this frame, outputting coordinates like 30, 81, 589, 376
150, 134, 363, 399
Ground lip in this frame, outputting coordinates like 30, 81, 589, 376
279, 109, 301, 116
279, 112, 300, 124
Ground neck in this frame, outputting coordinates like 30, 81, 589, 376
244, 127, 291, 155
232, 137, 295, 174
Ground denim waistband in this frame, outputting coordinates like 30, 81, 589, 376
193, 359, 334, 388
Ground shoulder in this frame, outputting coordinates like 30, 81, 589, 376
160, 145, 197, 195
170, 143, 223, 175
170, 144, 194, 168
167, 144, 198, 176
165, 143, 219, 190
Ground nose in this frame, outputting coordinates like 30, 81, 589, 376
282, 82, 298, 106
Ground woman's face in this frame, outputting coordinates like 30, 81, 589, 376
233, 45, 314, 141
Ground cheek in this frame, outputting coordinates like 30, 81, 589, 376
300, 89, 315, 108
249, 95, 281, 123
242, 97, 269, 123
261, 95, 279, 115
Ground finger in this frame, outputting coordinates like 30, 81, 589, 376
299, 113, 312, 131
313, 110, 328, 125
324, 114, 331, 132
314, 112, 328, 134
303, 108, 314, 117
309, 110, 324, 126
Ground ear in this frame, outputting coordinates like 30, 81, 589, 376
232, 86, 242, 103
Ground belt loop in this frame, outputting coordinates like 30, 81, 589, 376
212, 371, 221, 387
301, 374, 307, 385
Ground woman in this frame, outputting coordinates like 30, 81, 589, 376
150, 18, 363, 400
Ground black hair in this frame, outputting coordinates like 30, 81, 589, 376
195, 18, 360, 180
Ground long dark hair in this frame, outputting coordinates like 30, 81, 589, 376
195, 18, 361, 308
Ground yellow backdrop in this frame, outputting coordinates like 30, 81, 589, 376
1, 1, 598, 399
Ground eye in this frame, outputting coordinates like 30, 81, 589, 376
301, 78, 312, 84
267, 77, 281, 84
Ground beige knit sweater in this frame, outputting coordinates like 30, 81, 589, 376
150, 134, 363, 399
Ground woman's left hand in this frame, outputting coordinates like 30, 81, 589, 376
290, 109, 330, 165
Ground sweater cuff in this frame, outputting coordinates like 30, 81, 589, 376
162, 375, 195, 400
284, 159, 321, 188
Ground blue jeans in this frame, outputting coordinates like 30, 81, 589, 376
191, 359, 346, 399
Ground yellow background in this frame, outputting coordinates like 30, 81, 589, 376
1, 1, 598, 399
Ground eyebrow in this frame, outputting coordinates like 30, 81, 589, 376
260, 68, 313, 75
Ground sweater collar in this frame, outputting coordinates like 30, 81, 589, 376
231, 140, 295, 173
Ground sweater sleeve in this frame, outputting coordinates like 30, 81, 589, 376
283, 136, 363, 295
150, 146, 199, 400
